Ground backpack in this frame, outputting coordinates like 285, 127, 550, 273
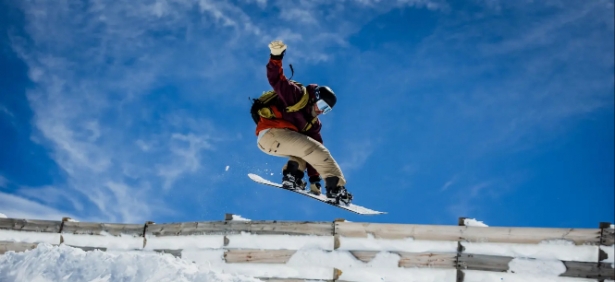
250, 80, 310, 124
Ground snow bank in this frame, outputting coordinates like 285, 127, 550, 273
288, 249, 456, 282
0, 230, 60, 244
226, 233, 332, 250
602, 245, 614, 267
338, 235, 457, 252
0, 244, 260, 282
463, 240, 598, 262
145, 235, 224, 250
231, 214, 250, 221
508, 258, 566, 276
464, 218, 488, 227
62, 233, 143, 250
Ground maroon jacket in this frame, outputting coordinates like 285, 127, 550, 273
265, 58, 323, 178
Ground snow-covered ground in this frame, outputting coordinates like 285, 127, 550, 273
0, 216, 613, 282
0, 244, 260, 282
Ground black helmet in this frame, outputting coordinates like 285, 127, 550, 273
317, 86, 336, 108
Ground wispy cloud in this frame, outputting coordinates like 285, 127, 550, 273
338, 140, 375, 174
0, 175, 7, 189
158, 133, 214, 190
0, 104, 14, 118
440, 175, 457, 192
447, 181, 493, 217
0, 192, 77, 220
0, 104, 17, 128
8, 0, 448, 222
18, 186, 85, 212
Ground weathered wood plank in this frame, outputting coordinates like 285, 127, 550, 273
257, 268, 341, 281
67, 245, 108, 252
563, 261, 614, 279
62, 221, 144, 237
62, 222, 144, 236
335, 222, 461, 240
350, 251, 457, 268
232, 221, 333, 236
462, 226, 600, 245
458, 253, 614, 280
458, 253, 511, 272
224, 249, 296, 264
147, 221, 332, 236
335, 222, 600, 245
153, 249, 182, 258
0, 218, 62, 233
0, 241, 40, 254
145, 222, 202, 236
600, 227, 614, 246
346, 250, 614, 280
399, 252, 457, 268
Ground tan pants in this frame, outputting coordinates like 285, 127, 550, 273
258, 128, 346, 186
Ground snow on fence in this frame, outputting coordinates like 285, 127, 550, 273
0, 214, 613, 282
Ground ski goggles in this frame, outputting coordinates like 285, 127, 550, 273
314, 88, 333, 114
316, 99, 332, 114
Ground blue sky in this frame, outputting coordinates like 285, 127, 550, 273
0, 0, 613, 227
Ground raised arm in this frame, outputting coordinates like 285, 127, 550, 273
267, 41, 304, 107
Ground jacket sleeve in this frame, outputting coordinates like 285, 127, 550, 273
267, 58, 304, 107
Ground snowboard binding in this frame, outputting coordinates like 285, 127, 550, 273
282, 161, 306, 190
326, 186, 353, 205
324, 176, 352, 205
336, 189, 353, 205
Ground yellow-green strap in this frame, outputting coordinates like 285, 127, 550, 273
285, 86, 309, 113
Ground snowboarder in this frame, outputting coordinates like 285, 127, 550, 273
253, 40, 352, 203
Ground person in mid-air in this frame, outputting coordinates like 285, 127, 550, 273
251, 40, 352, 203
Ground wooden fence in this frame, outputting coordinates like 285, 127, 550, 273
0, 215, 613, 282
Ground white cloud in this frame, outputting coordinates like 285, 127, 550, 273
18, 186, 85, 212
0, 176, 7, 188
0, 192, 76, 220
468, 182, 491, 198
0, 105, 14, 118
158, 133, 213, 190
135, 139, 152, 151
279, 8, 318, 25
105, 181, 153, 223
338, 140, 375, 174
440, 176, 456, 192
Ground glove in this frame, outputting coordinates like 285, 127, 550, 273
268, 40, 287, 59
308, 175, 322, 195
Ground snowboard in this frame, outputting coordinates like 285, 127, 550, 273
248, 173, 385, 215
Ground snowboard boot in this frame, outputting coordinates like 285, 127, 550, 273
324, 176, 353, 204
308, 176, 322, 195
282, 161, 306, 190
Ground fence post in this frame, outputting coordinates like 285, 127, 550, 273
598, 222, 613, 281
59, 217, 71, 244
333, 218, 344, 250
143, 221, 154, 249
456, 217, 466, 282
